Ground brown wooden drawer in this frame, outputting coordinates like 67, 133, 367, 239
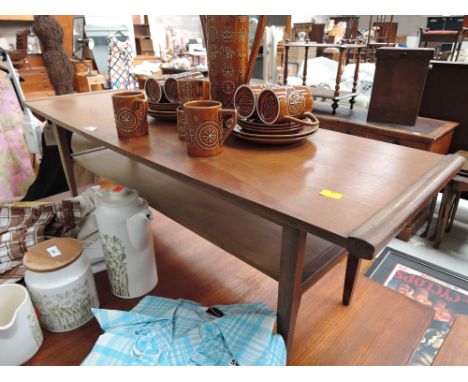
367, 132, 398, 144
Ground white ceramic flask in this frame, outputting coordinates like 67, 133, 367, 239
95, 186, 158, 298
0, 284, 43, 365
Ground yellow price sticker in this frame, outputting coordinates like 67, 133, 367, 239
320, 189, 343, 200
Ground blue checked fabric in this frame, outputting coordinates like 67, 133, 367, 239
81, 296, 286, 366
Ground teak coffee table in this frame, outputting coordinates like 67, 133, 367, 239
25, 91, 464, 363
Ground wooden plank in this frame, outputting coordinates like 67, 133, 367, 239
433, 315, 468, 366
25, 208, 434, 366
24, 91, 461, 259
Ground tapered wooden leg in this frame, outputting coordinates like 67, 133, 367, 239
51, 122, 78, 196
447, 192, 461, 232
421, 195, 438, 238
343, 253, 361, 306
277, 226, 306, 362
432, 184, 455, 248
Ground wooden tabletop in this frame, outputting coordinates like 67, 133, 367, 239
284, 42, 366, 49
432, 315, 468, 366
25, 91, 464, 258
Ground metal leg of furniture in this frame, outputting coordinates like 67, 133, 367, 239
421, 195, 438, 238
343, 253, 361, 306
51, 121, 78, 197
277, 226, 306, 362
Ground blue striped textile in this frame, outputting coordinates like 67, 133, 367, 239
81, 296, 286, 366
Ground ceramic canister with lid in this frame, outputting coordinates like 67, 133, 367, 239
23, 238, 99, 332
95, 186, 158, 299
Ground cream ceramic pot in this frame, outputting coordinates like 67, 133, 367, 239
24, 238, 100, 333
95, 186, 158, 298
0, 284, 43, 365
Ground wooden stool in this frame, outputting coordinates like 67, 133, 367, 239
422, 150, 468, 246
431, 175, 468, 248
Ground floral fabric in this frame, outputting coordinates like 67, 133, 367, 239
0, 75, 34, 199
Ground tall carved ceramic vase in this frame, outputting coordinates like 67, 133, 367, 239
202, 15, 267, 108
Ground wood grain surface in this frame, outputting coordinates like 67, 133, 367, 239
25, 208, 434, 366
25, 91, 463, 258
432, 315, 468, 366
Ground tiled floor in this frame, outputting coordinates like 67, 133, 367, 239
388, 195, 468, 278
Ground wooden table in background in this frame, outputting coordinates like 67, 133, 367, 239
313, 101, 459, 154
25, 91, 463, 362
283, 42, 365, 114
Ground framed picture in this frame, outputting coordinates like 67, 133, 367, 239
366, 247, 468, 366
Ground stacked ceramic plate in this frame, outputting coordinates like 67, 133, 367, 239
148, 101, 179, 121
233, 117, 319, 145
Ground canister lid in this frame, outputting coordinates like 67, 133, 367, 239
100, 186, 139, 207
23, 238, 83, 272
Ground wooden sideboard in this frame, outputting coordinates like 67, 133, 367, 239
313, 101, 458, 154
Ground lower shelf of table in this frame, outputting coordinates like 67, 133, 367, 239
73, 147, 347, 287
313, 87, 359, 101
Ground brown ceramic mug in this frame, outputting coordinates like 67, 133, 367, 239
234, 84, 270, 119
177, 106, 187, 140
183, 100, 237, 157
177, 77, 211, 103
164, 71, 205, 103
234, 84, 293, 119
144, 76, 168, 103
257, 86, 318, 126
112, 91, 148, 138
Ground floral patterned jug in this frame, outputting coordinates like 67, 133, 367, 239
95, 186, 158, 299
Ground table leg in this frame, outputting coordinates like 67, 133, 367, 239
302, 46, 309, 86
277, 226, 306, 360
343, 253, 361, 306
283, 43, 290, 85
51, 121, 78, 197
332, 47, 346, 115
349, 47, 362, 110
447, 192, 461, 232
421, 195, 438, 238
432, 183, 455, 248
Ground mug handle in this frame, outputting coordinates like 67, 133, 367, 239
284, 112, 320, 127
218, 109, 238, 146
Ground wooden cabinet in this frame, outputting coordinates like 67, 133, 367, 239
314, 101, 458, 154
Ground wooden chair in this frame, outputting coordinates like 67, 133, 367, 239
419, 27, 464, 61
422, 150, 468, 248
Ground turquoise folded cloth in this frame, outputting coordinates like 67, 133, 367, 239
81, 296, 286, 366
